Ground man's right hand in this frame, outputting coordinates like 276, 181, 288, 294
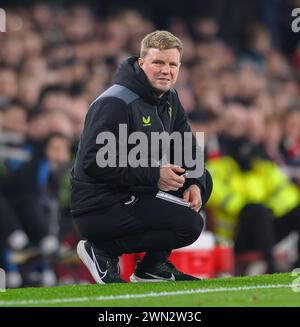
157, 165, 185, 191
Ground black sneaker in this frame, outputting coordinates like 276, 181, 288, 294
76, 240, 125, 284
130, 260, 200, 282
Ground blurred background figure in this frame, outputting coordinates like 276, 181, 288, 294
206, 129, 300, 274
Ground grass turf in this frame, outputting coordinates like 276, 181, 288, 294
0, 273, 299, 307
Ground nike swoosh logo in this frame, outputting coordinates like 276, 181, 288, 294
124, 195, 136, 205
91, 247, 107, 280
146, 272, 175, 281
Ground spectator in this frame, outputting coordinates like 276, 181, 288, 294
206, 134, 300, 273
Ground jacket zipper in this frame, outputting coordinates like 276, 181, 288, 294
155, 106, 168, 165
155, 106, 165, 131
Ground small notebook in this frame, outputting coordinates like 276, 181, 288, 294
156, 190, 190, 207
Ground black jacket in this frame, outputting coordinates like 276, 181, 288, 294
70, 56, 212, 216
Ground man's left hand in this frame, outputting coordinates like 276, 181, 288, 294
183, 184, 202, 212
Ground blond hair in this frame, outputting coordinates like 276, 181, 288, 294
140, 30, 183, 59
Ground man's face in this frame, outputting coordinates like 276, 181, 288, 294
138, 48, 181, 95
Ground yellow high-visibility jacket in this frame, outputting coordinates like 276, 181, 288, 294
206, 156, 300, 241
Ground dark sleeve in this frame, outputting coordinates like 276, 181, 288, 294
173, 95, 212, 204
81, 97, 160, 187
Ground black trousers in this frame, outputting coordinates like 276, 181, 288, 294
73, 194, 204, 260
9, 194, 50, 245
1, 194, 54, 267
235, 203, 300, 272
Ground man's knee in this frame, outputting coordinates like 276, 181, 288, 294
177, 212, 204, 247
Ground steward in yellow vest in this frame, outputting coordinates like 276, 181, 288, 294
207, 137, 300, 273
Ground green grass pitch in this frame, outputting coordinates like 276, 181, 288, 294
0, 273, 299, 307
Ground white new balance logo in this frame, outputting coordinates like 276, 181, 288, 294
91, 247, 107, 280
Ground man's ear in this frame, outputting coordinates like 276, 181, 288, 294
138, 57, 144, 68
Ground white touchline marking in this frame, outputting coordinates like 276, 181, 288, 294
0, 283, 299, 306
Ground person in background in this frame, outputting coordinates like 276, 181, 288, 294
206, 132, 300, 273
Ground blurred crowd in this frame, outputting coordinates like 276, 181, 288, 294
0, 3, 300, 286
